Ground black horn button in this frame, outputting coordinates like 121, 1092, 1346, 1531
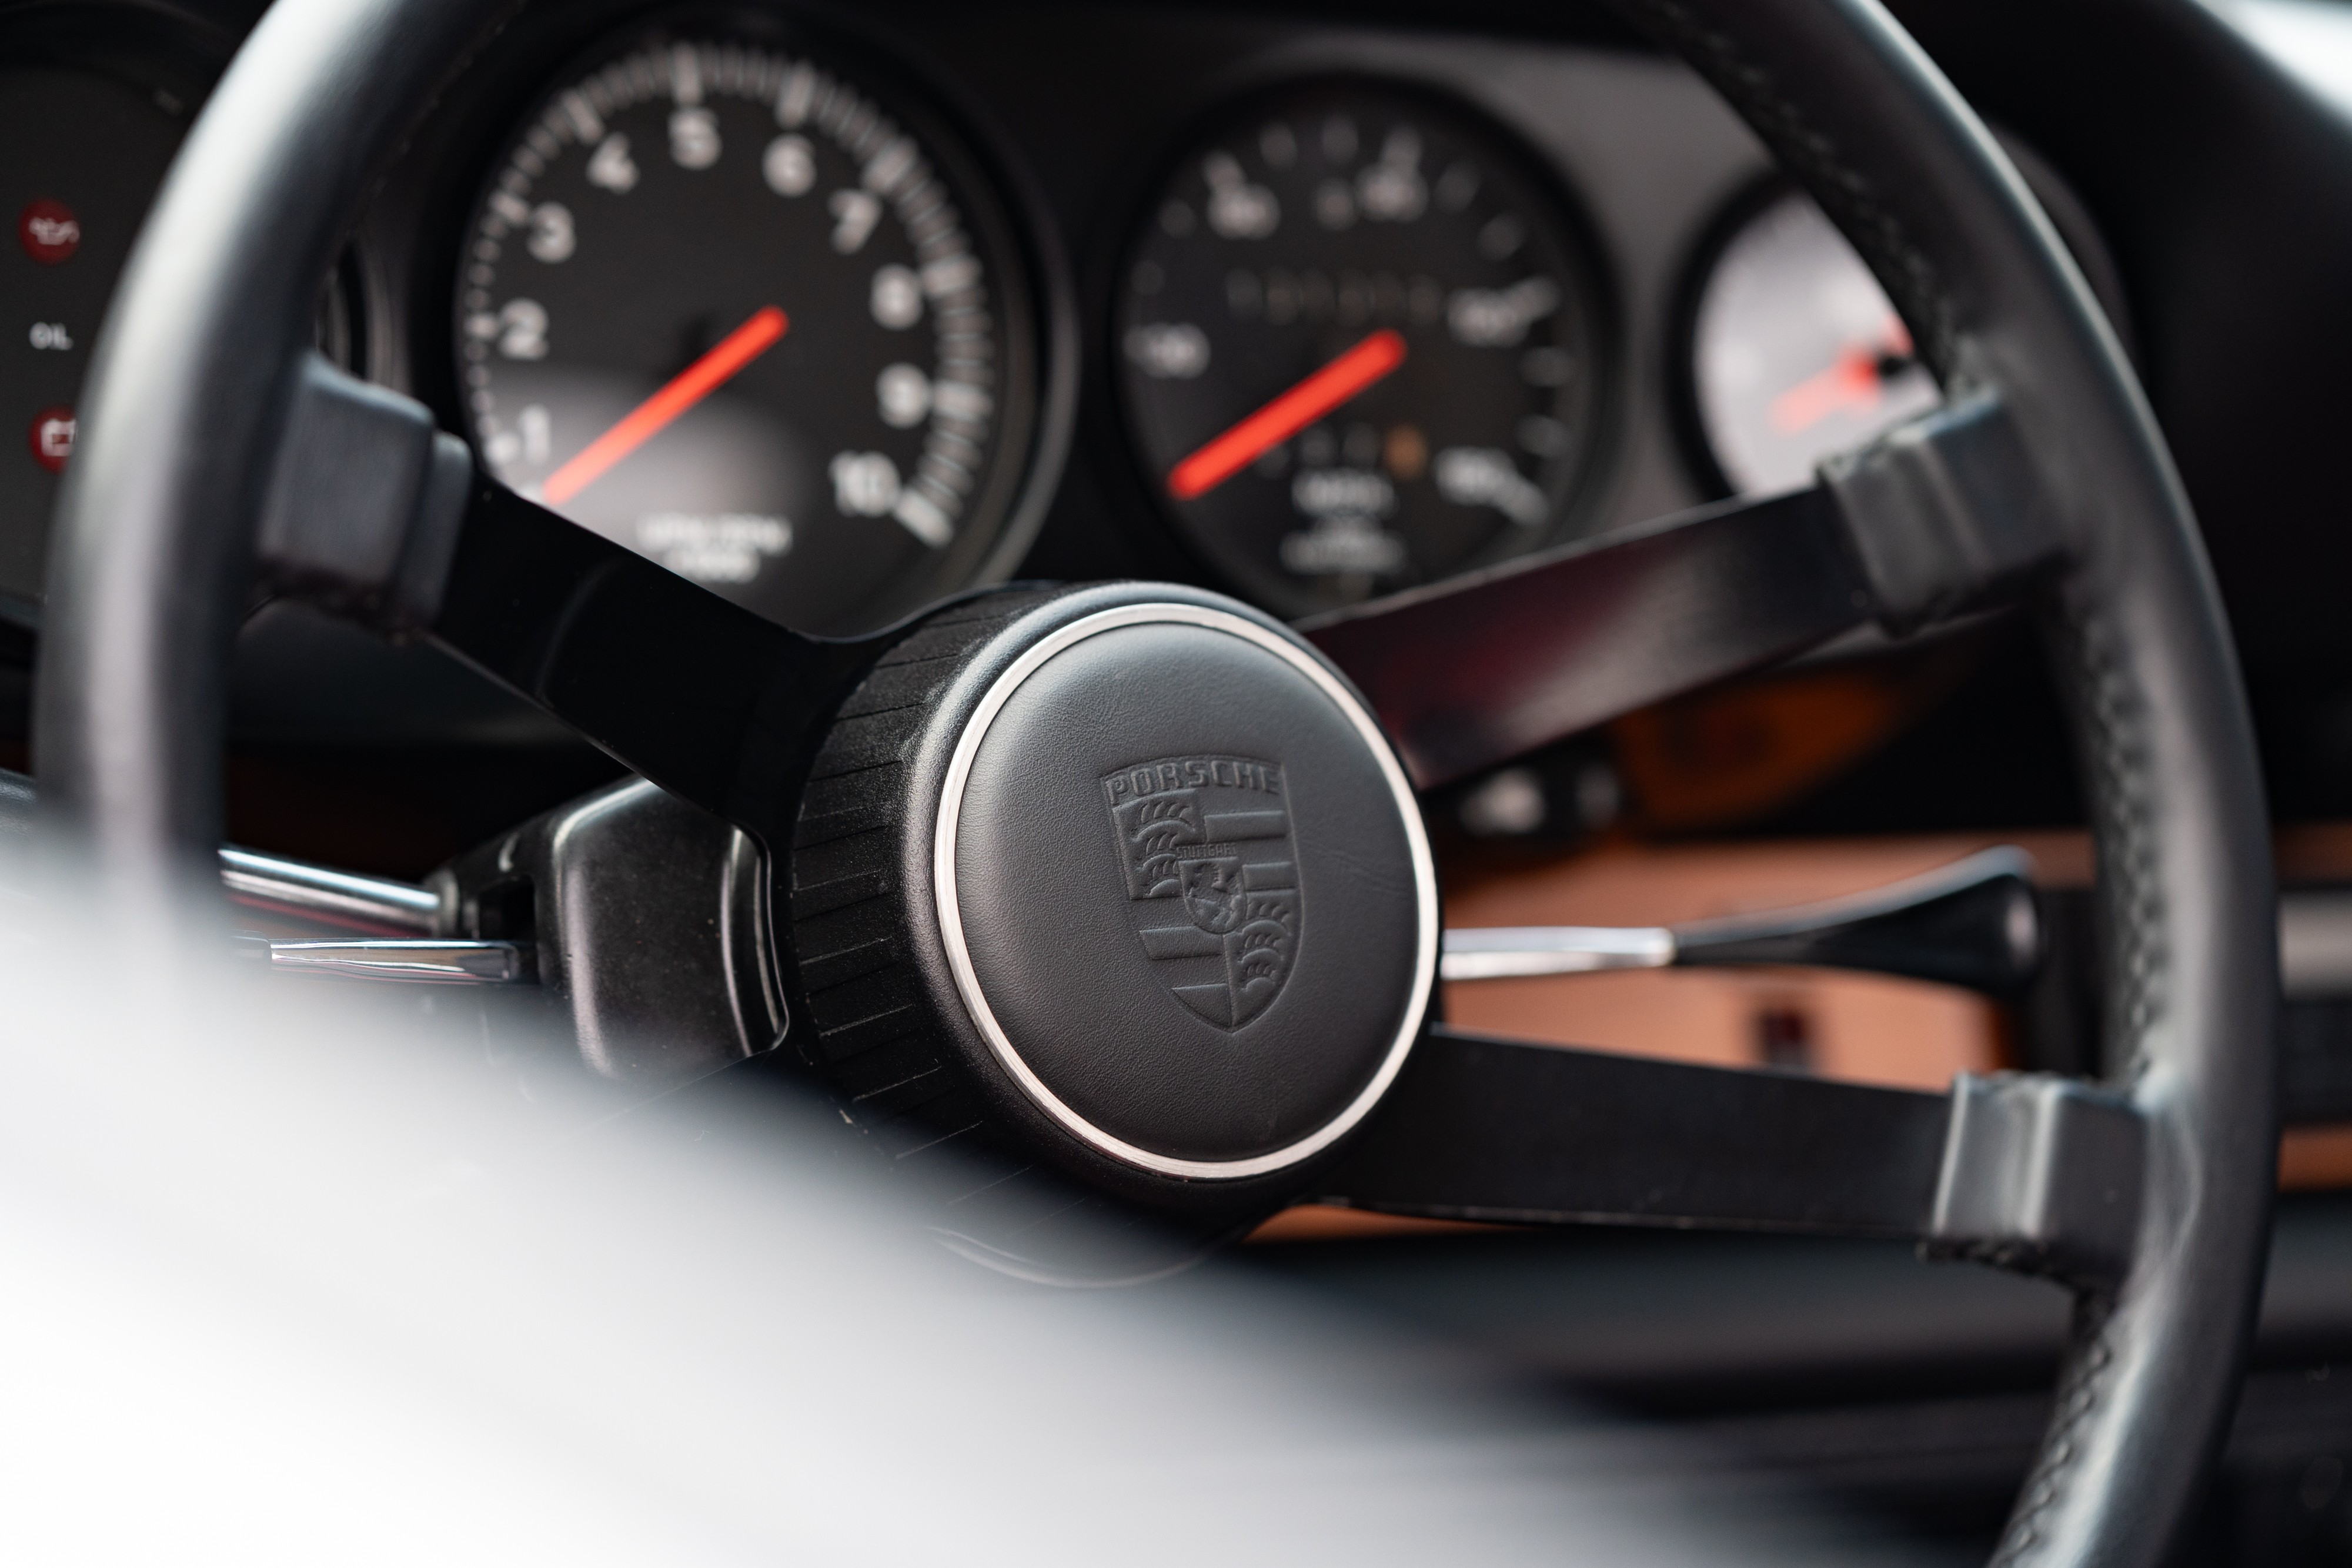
788, 586, 1436, 1209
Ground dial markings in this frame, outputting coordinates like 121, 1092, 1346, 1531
1115, 88, 1604, 615
462, 36, 1022, 628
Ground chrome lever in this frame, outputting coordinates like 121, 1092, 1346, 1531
1439, 924, 1674, 979
1442, 847, 2040, 995
233, 935, 532, 985
219, 846, 443, 934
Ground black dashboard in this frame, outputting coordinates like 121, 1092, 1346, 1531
12, 0, 2273, 870
12, 0, 2351, 872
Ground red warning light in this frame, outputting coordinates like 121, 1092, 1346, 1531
29, 407, 74, 473
19, 199, 81, 264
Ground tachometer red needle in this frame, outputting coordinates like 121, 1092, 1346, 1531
542, 305, 789, 506
1167, 327, 1406, 500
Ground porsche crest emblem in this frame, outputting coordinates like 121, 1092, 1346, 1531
1104, 755, 1299, 1029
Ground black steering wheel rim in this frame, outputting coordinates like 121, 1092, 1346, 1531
34, 1, 2278, 1563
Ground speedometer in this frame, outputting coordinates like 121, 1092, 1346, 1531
458, 32, 1045, 634
1113, 80, 1614, 619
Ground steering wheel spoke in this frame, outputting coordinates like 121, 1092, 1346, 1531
1317, 1027, 1950, 1238
1307, 391, 2062, 787
422, 477, 880, 840
1317, 1027, 2143, 1283
233, 353, 878, 842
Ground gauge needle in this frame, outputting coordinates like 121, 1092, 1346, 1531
1766, 347, 1884, 434
1167, 328, 1407, 500
1767, 316, 1916, 436
541, 305, 790, 506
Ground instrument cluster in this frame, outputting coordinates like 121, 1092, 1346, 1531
0, 11, 216, 628
2, 1, 2110, 659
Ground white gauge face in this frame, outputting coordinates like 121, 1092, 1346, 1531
1690, 190, 1940, 497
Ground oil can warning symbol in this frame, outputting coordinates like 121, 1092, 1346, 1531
29, 407, 74, 474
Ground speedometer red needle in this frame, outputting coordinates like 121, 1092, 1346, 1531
541, 305, 789, 506
1167, 328, 1407, 500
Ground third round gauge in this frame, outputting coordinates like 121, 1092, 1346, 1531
1679, 182, 1939, 498
1114, 80, 1613, 618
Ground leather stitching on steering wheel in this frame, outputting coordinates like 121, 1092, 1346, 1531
1619, 0, 1962, 376
1995, 1294, 2120, 1566
2060, 593, 2167, 1080
1607, 12, 2180, 1559
1990, 607, 2164, 1561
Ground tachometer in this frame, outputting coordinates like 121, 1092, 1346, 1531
458, 34, 1043, 634
1114, 81, 1613, 618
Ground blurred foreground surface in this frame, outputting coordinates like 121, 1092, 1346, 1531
0, 887, 1949, 1567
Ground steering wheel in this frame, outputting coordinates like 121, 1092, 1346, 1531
36, 0, 2277, 1561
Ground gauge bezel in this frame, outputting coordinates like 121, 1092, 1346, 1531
1093, 68, 1625, 621
423, 1, 1076, 637
1663, 172, 1801, 505
0, 0, 227, 116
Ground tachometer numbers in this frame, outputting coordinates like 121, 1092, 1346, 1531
459, 36, 1041, 634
